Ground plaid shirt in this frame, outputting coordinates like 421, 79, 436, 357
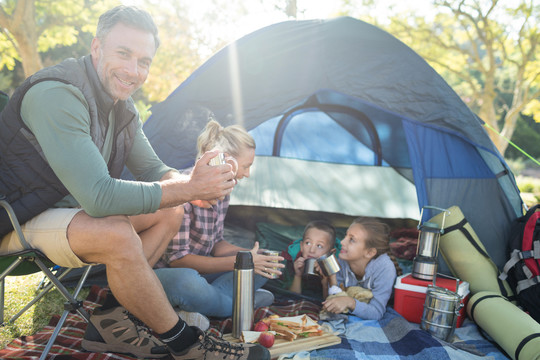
154, 195, 230, 268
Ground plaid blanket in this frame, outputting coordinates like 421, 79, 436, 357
0, 286, 510, 360
209, 298, 320, 337
282, 308, 510, 360
0, 286, 321, 360
0, 286, 132, 360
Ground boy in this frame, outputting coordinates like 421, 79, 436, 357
282, 220, 338, 299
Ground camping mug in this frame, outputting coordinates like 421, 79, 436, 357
420, 285, 462, 342
209, 152, 226, 166
262, 250, 280, 279
317, 252, 340, 276
303, 258, 318, 277
209, 152, 238, 182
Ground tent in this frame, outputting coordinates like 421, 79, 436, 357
136, 16, 523, 272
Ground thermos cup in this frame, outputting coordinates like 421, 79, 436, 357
232, 251, 254, 338
208, 152, 226, 166
262, 250, 280, 279
317, 252, 341, 276
303, 258, 318, 276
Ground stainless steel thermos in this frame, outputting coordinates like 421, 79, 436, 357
232, 251, 254, 338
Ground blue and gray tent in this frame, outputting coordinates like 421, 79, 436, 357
136, 16, 523, 272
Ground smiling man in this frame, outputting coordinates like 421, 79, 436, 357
0, 5, 269, 360
92, 22, 154, 101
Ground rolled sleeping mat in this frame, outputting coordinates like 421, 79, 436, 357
428, 206, 513, 297
467, 291, 540, 360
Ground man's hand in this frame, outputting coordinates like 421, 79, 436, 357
188, 151, 236, 200
160, 150, 237, 209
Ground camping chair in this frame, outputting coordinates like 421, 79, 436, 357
1, 90, 93, 359
0, 195, 93, 359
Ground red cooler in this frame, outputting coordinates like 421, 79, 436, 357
393, 273, 470, 327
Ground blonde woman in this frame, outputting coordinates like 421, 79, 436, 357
154, 120, 283, 320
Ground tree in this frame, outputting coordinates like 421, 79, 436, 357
1, 0, 41, 77
272, 0, 298, 18
380, 0, 539, 155
0, 0, 258, 112
505, 114, 540, 160
139, 0, 266, 103
0, 0, 117, 81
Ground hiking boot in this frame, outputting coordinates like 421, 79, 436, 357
81, 306, 168, 358
177, 310, 210, 331
170, 327, 270, 360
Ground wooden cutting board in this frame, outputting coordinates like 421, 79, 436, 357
223, 331, 342, 359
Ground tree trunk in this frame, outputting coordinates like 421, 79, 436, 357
499, 107, 522, 156
285, 0, 297, 18
3, 0, 43, 77
478, 86, 503, 153
481, 110, 504, 153
16, 35, 43, 77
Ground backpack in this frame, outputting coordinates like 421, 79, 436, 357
499, 204, 540, 322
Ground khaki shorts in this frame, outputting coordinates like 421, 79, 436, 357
0, 208, 89, 268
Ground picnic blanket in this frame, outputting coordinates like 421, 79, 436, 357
0, 286, 129, 360
0, 285, 510, 359
300, 310, 509, 360
0, 286, 320, 360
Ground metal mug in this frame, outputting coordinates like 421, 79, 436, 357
262, 250, 280, 279
209, 152, 226, 166
209, 152, 238, 181
317, 252, 340, 276
303, 258, 318, 277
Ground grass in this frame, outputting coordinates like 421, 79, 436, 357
516, 175, 540, 207
507, 159, 540, 206
0, 272, 90, 350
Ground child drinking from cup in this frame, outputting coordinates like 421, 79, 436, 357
322, 217, 401, 320
281, 220, 339, 299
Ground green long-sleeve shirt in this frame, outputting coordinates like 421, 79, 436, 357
20, 80, 174, 217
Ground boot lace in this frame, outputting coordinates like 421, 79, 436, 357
125, 310, 162, 344
198, 332, 245, 360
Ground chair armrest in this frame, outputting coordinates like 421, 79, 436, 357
0, 194, 32, 249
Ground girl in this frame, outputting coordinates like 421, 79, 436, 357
154, 119, 283, 319
322, 217, 401, 320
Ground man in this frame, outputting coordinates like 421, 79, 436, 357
0, 6, 269, 360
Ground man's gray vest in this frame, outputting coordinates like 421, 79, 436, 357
0, 55, 139, 237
